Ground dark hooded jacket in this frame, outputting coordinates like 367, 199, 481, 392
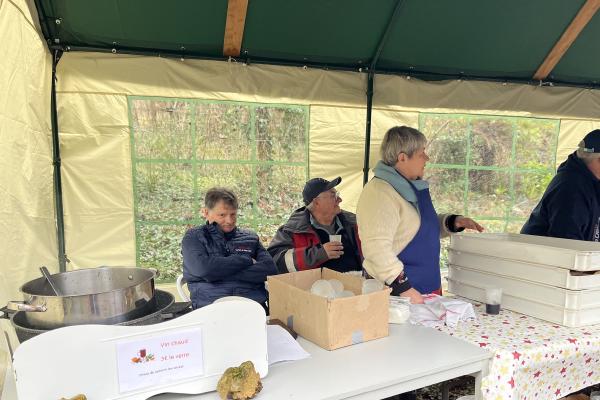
267, 207, 363, 274
182, 223, 277, 309
521, 151, 600, 241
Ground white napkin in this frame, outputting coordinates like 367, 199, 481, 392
409, 294, 477, 328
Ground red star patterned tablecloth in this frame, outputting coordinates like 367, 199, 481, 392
435, 301, 600, 400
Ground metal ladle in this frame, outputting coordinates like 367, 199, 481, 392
39, 266, 62, 296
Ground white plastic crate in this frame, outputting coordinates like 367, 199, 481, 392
447, 278, 600, 327
449, 249, 600, 290
450, 233, 600, 271
448, 265, 600, 309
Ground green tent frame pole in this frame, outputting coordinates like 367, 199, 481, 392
363, 71, 374, 185
362, 0, 405, 185
51, 49, 67, 272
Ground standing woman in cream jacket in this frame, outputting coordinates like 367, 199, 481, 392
356, 126, 483, 304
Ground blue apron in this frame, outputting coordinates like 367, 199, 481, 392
397, 184, 441, 294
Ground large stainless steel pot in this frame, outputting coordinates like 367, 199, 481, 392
8, 267, 156, 330
11, 290, 176, 343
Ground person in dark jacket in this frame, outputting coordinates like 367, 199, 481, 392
267, 177, 363, 274
182, 188, 277, 310
521, 129, 600, 241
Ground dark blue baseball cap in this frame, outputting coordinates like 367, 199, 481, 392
302, 177, 342, 205
581, 129, 600, 153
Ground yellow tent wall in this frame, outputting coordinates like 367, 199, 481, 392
53, 53, 600, 279
4, 5, 600, 303
0, 0, 53, 301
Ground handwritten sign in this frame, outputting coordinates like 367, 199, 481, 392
116, 328, 204, 393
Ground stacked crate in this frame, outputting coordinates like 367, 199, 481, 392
447, 233, 600, 327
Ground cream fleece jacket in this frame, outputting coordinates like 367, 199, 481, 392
356, 177, 451, 285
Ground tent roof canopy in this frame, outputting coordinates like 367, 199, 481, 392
35, 0, 600, 88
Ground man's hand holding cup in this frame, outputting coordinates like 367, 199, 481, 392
324, 234, 343, 259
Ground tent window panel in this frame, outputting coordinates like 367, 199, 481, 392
256, 106, 307, 162
195, 103, 252, 161
129, 97, 308, 282
195, 163, 255, 221
470, 118, 513, 167
424, 167, 466, 215
513, 171, 554, 220
425, 116, 468, 165
254, 220, 286, 249
514, 119, 559, 169
131, 100, 193, 160
467, 170, 511, 218
422, 113, 559, 228
469, 219, 509, 233
135, 162, 195, 222
506, 220, 527, 234
256, 164, 306, 219
138, 224, 190, 281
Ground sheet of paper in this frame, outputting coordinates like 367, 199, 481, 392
267, 325, 310, 365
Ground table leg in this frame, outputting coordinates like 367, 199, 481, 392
473, 361, 488, 400
1, 368, 17, 400
441, 381, 450, 400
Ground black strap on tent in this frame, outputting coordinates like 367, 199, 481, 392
363, 0, 405, 186
51, 49, 68, 272
363, 71, 374, 186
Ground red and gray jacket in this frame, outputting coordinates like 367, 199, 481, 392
267, 207, 363, 274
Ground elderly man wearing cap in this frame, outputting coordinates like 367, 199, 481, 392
521, 129, 600, 241
267, 177, 363, 273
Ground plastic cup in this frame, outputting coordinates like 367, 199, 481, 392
484, 287, 503, 315
336, 290, 355, 298
310, 279, 336, 299
486, 303, 500, 314
389, 303, 410, 324
329, 234, 342, 243
362, 279, 384, 294
327, 279, 344, 294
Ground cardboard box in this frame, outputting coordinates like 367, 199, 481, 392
268, 268, 390, 350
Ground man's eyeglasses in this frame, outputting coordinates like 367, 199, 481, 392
318, 190, 341, 201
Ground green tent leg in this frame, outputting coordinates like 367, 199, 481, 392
51, 49, 67, 272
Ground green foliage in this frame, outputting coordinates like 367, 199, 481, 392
514, 119, 558, 169
422, 114, 559, 270
256, 107, 306, 161
426, 168, 465, 214
138, 224, 190, 282
423, 116, 468, 165
132, 100, 192, 159
130, 98, 308, 281
422, 114, 558, 223
470, 118, 513, 167
136, 163, 196, 222
196, 104, 252, 160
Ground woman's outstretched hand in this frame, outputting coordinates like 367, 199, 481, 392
455, 216, 484, 232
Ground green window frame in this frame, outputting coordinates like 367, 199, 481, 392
127, 96, 310, 281
419, 113, 560, 271
419, 113, 560, 232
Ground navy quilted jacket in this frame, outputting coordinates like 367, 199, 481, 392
182, 222, 277, 309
